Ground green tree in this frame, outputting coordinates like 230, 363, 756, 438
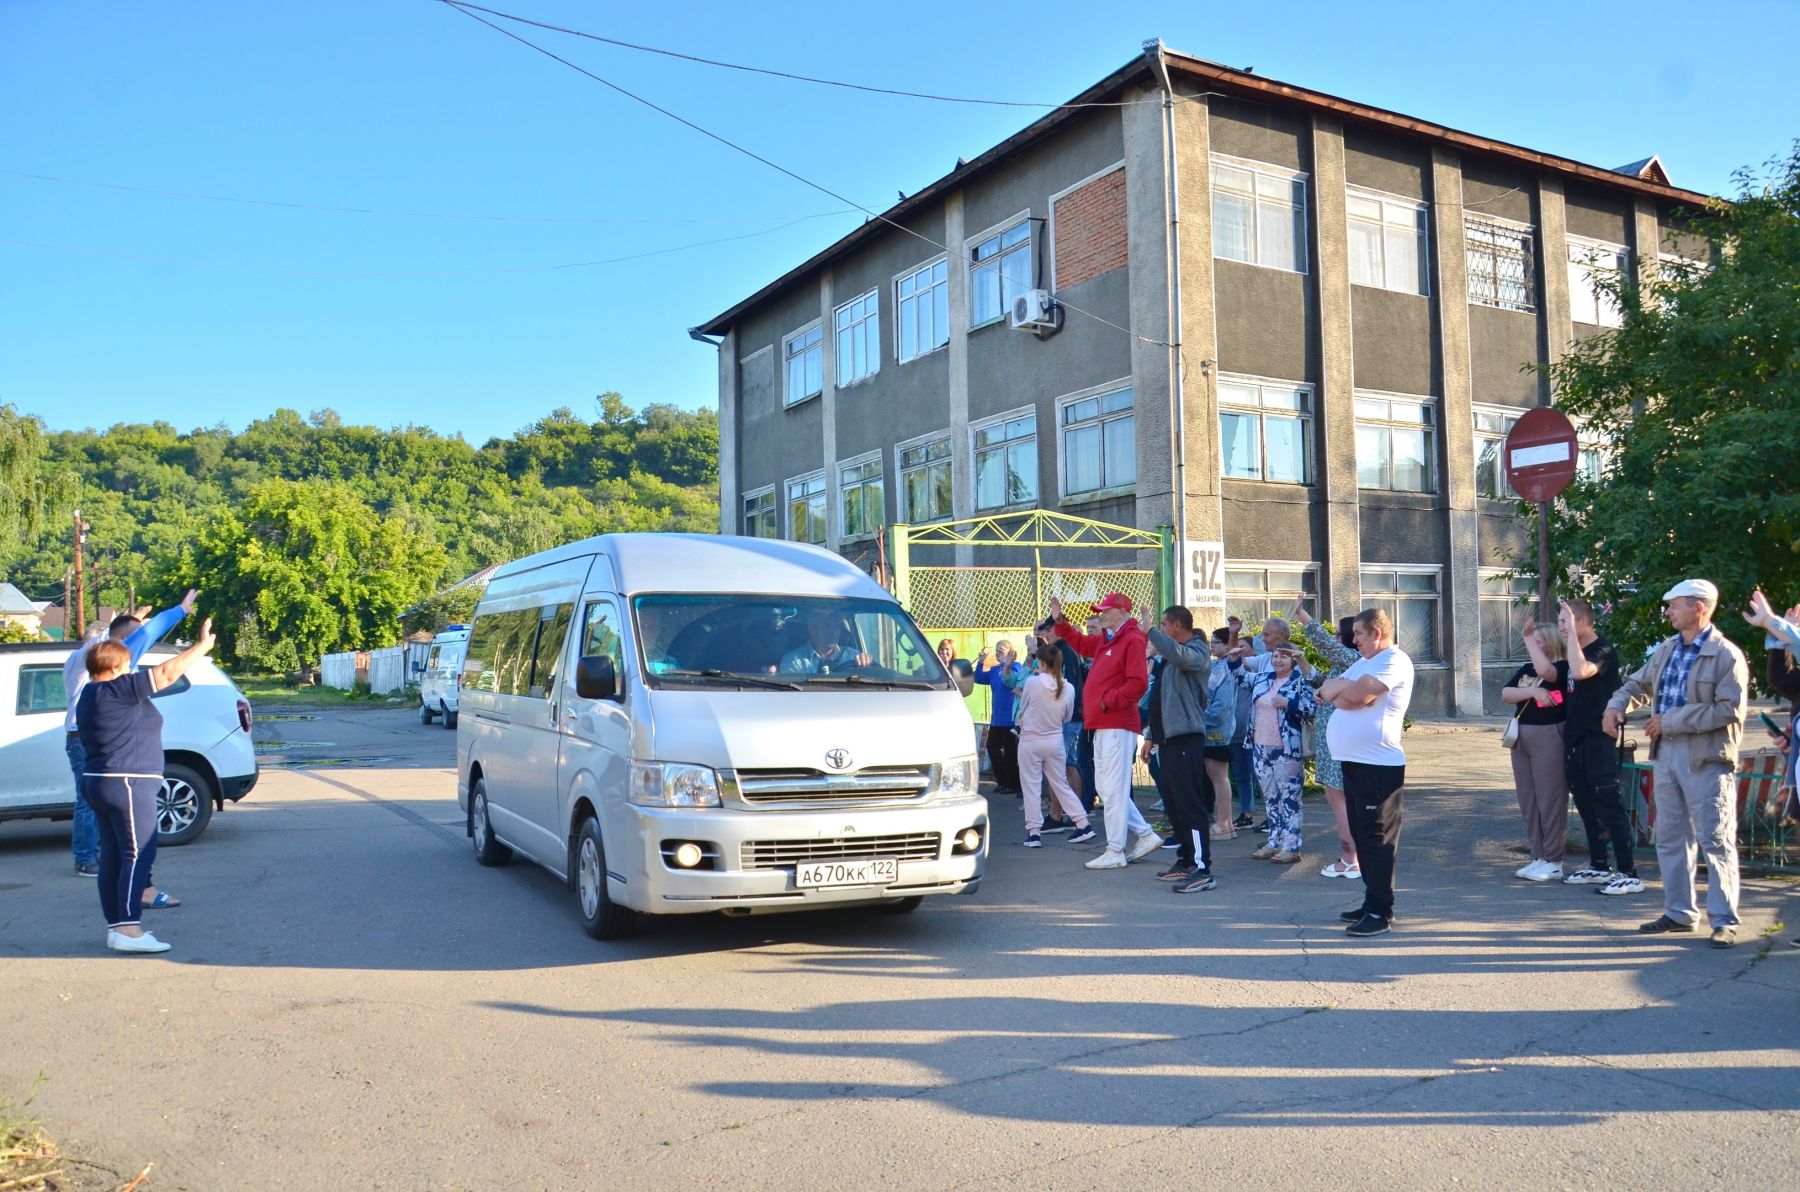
1539, 143, 1800, 677
0, 404, 78, 571
186, 479, 447, 666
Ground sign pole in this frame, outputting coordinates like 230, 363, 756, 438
1537, 502, 1551, 619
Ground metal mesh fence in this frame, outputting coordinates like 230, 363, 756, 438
908, 566, 1160, 632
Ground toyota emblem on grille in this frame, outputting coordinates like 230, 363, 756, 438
824, 748, 853, 771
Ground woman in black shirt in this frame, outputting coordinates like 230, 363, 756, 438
1502, 625, 1571, 882
77, 619, 217, 954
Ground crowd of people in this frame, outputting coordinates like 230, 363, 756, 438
985, 577, 1795, 948
983, 590, 1416, 937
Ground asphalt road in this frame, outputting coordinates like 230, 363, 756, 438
3, 706, 1797, 1190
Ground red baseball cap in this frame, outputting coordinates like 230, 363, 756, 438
1094, 592, 1133, 613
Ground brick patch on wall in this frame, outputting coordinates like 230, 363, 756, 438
1053, 167, 1129, 291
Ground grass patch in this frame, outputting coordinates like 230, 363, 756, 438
230, 673, 403, 709
1, 1078, 64, 1191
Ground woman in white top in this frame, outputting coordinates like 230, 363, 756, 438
1014, 645, 1095, 848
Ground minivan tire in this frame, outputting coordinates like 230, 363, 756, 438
419, 701, 437, 724
469, 778, 512, 867
443, 707, 457, 729
575, 816, 635, 940
880, 896, 924, 914
156, 762, 215, 846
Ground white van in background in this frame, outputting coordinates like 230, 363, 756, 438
418, 624, 469, 728
455, 533, 988, 939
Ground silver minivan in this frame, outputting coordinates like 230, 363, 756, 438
417, 624, 468, 728
455, 533, 988, 939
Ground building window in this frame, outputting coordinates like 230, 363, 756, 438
783, 323, 823, 406
1219, 376, 1313, 485
1362, 567, 1441, 663
1568, 236, 1629, 328
1347, 188, 1429, 295
1466, 217, 1535, 312
972, 410, 1037, 510
970, 220, 1032, 328
1224, 563, 1319, 626
1211, 156, 1307, 273
838, 455, 885, 541
1355, 393, 1436, 493
742, 486, 777, 538
1059, 386, 1135, 496
896, 259, 949, 362
786, 471, 827, 545
834, 290, 880, 387
899, 434, 952, 523
1479, 571, 1538, 663
1473, 406, 1522, 500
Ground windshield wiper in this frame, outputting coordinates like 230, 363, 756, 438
657, 668, 803, 691
802, 674, 940, 690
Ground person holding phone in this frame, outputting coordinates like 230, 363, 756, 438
1503, 623, 1572, 881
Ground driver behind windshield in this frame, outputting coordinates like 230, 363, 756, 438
778, 611, 872, 675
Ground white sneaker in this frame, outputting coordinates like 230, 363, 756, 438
1515, 859, 1543, 879
1084, 849, 1129, 870
106, 930, 171, 954
1598, 874, 1646, 896
1126, 833, 1163, 862
1521, 861, 1563, 883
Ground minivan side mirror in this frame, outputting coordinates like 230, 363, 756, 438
575, 655, 620, 701
949, 658, 975, 699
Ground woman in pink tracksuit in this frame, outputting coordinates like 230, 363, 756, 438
1015, 645, 1094, 848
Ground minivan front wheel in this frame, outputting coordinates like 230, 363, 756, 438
419, 701, 436, 724
469, 779, 512, 867
575, 817, 635, 940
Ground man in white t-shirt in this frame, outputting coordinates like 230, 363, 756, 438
1319, 608, 1415, 937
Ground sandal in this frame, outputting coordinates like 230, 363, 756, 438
144, 892, 181, 909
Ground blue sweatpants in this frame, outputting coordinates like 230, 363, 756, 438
84, 775, 160, 928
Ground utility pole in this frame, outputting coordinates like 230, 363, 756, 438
71, 509, 86, 637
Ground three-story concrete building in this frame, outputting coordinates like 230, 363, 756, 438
693, 43, 1711, 716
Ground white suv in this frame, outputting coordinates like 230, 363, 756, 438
0, 642, 259, 845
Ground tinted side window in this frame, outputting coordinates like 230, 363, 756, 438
16, 665, 66, 715
530, 603, 575, 698
465, 608, 541, 696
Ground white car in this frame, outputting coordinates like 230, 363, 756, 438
418, 624, 468, 729
0, 642, 259, 845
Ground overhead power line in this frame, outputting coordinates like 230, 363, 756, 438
0, 166, 853, 226
440, 1, 1142, 110
435, 1, 1173, 349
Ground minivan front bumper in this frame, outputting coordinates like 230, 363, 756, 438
612, 797, 989, 915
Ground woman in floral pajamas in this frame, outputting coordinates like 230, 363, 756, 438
1236, 646, 1316, 863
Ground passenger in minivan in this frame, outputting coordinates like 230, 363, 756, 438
778, 611, 872, 674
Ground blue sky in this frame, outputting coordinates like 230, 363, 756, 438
2, 0, 1793, 446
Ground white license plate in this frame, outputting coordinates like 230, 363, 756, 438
794, 857, 900, 888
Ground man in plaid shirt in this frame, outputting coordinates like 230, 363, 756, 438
1604, 579, 1749, 947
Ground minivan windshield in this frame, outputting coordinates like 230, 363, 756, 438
630, 594, 953, 690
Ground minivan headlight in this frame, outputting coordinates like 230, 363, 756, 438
628, 762, 722, 808
936, 755, 979, 799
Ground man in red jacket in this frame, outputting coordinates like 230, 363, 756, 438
1052, 593, 1163, 869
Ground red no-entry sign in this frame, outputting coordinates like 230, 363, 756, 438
1504, 407, 1579, 504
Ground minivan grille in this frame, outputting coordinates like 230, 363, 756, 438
731, 765, 932, 807
740, 832, 942, 870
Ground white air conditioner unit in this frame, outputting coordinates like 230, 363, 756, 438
1009, 288, 1059, 332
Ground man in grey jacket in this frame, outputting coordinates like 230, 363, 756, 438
1602, 579, 1749, 947
1144, 605, 1217, 894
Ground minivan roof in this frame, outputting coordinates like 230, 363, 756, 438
490, 533, 893, 602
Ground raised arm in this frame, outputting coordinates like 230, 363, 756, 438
150, 618, 217, 691
1521, 612, 1559, 682
1558, 602, 1598, 681
125, 589, 198, 666
1145, 627, 1209, 673
1300, 619, 1358, 671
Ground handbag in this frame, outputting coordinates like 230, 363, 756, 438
1500, 701, 1526, 750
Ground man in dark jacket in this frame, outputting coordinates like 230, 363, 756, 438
1144, 605, 1217, 893
1051, 593, 1161, 869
